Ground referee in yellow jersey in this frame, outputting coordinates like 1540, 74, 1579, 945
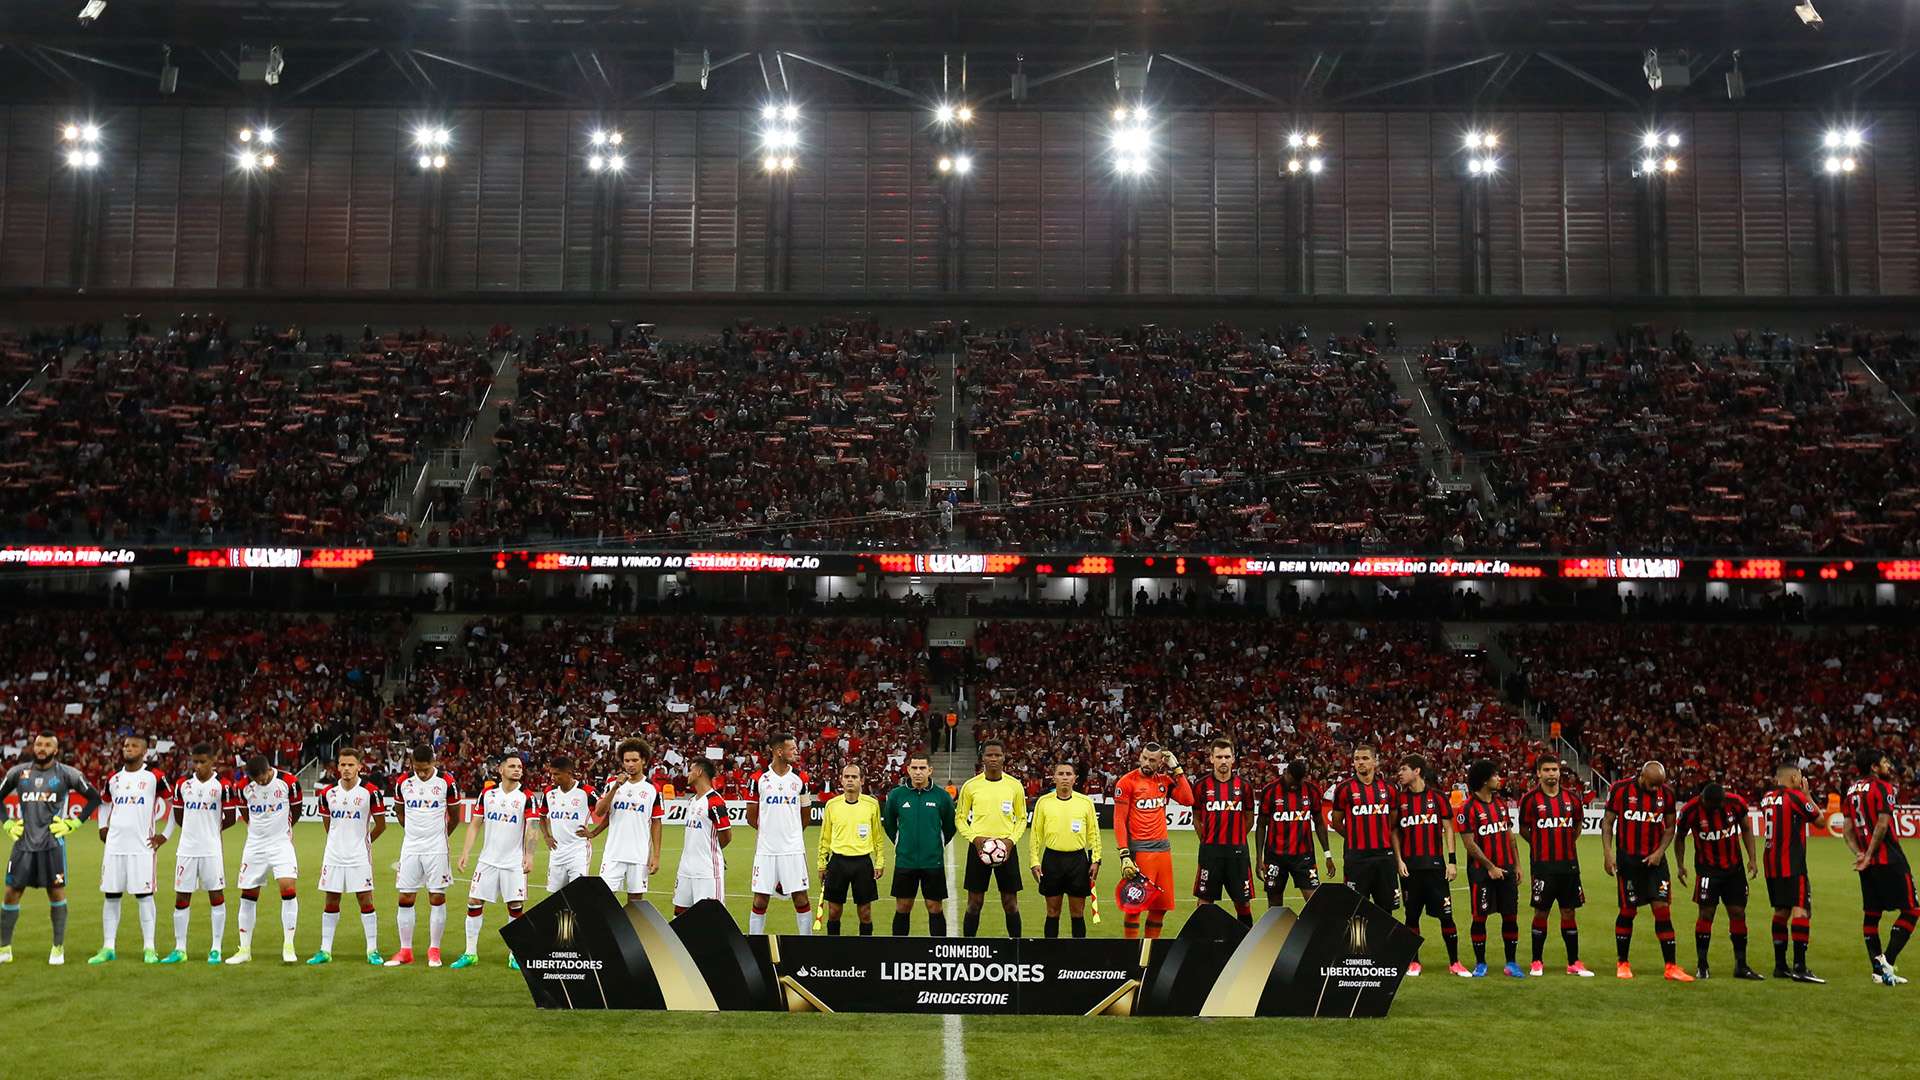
1030, 761, 1102, 938
816, 763, 885, 936
956, 739, 1027, 938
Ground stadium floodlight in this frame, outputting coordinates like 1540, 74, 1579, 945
1662, 156, 1678, 173
1824, 155, 1857, 174
414, 126, 451, 149
1286, 158, 1302, 174
1464, 130, 1497, 151
259, 153, 276, 169
935, 103, 955, 124
1468, 158, 1485, 175
781, 103, 799, 123
607, 154, 624, 172
62, 124, 81, 142
1641, 131, 1660, 150
1641, 155, 1660, 174
761, 104, 779, 122
589, 130, 609, 147
238, 150, 258, 170
953, 154, 972, 174
588, 154, 606, 171
1822, 128, 1863, 150
66, 122, 102, 145
239, 127, 255, 143
432, 154, 447, 169
956, 105, 973, 123
417, 153, 433, 170
1307, 156, 1325, 175
936, 155, 953, 173
1665, 132, 1680, 148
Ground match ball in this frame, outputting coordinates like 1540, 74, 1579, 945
979, 837, 1011, 865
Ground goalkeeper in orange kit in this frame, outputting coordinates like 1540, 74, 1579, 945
1113, 743, 1193, 939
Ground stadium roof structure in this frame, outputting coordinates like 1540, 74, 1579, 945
4, 0, 1919, 110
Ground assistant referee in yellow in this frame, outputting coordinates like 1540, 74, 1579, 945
1030, 760, 1102, 938
816, 763, 885, 936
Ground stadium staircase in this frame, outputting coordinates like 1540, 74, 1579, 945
1382, 345, 1493, 509
398, 347, 516, 543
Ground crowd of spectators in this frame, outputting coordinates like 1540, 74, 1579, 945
0, 321, 496, 545
467, 319, 939, 550
1504, 622, 1918, 800
0, 610, 399, 782
1428, 325, 1920, 554
965, 617, 1531, 796
959, 324, 1489, 552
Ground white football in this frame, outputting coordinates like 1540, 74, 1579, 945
979, 837, 1011, 865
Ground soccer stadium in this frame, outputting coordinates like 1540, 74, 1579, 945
1, 0, 1919, 1076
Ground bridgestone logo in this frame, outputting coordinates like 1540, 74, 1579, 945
1055, 969, 1128, 980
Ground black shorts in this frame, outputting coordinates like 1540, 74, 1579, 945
823, 855, 879, 906
1262, 854, 1320, 898
1346, 852, 1401, 912
4, 846, 66, 889
963, 848, 1024, 894
1765, 874, 1810, 911
1471, 873, 1519, 918
1038, 849, 1093, 898
1402, 866, 1452, 918
1530, 866, 1585, 910
1194, 844, 1254, 903
1692, 868, 1748, 907
1616, 853, 1671, 908
1859, 862, 1919, 912
890, 867, 949, 902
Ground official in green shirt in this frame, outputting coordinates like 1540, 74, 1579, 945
882, 750, 957, 936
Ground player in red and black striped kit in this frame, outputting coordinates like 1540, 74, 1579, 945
1328, 746, 1401, 913
1255, 760, 1336, 909
1601, 761, 1689, 981
1844, 747, 1920, 986
1675, 782, 1762, 981
1191, 739, 1256, 926
1394, 753, 1461, 976
1516, 757, 1592, 976
1759, 763, 1825, 982
1455, 759, 1523, 978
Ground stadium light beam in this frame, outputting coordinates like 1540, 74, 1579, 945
953, 154, 972, 174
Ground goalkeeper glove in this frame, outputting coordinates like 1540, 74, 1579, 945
1, 819, 21, 841
1120, 857, 1139, 879
48, 817, 81, 838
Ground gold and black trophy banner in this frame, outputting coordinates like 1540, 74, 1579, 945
502, 879, 1418, 1018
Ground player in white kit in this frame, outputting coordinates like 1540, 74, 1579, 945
537, 755, 596, 892
310, 747, 386, 966
589, 739, 663, 906
747, 731, 814, 935
88, 733, 173, 965
673, 759, 733, 914
454, 752, 540, 970
229, 755, 303, 964
159, 743, 236, 965
388, 745, 461, 967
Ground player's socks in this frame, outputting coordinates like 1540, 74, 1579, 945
136, 895, 157, 951
281, 894, 299, 946
1560, 913, 1579, 964
749, 911, 768, 935
826, 919, 841, 936
1470, 918, 1487, 965
1694, 917, 1712, 969
1234, 902, 1253, 927
1143, 916, 1162, 940
1502, 918, 1518, 965
1070, 917, 1086, 939
430, 901, 448, 952
1772, 913, 1789, 970
1652, 908, 1677, 965
465, 907, 484, 955
859, 922, 873, 936
1007, 913, 1023, 938
174, 903, 191, 953
1863, 911, 1884, 963
1614, 909, 1633, 962
321, 910, 340, 953
1887, 911, 1916, 963
1044, 916, 1060, 938
397, 904, 417, 953
1730, 917, 1748, 967
101, 895, 123, 951
929, 913, 948, 937
1530, 911, 1548, 964
49, 899, 67, 946
359, 909, 379, 957
893, 912, 911, 936
965, 910, 983, 938
1791, 916, 1810, 968
238, 897, 256, 948
0, 902, 18, 947
794, 910, 812, 935
209, 898, 225, 955
1439, 916, 1459, 964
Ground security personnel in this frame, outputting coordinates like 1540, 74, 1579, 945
816, 763, 885, 936
1029, 761, 1102, 938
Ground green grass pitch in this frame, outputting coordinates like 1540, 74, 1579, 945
2, 826, 1910, 1078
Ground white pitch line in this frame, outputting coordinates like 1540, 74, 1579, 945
942, 836, 965, 1080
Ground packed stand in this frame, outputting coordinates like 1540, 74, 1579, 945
474, 319, 939, 549
394, 615, 932, 794
959, 323, 1485, 553
0, 610, 398, 782
966, 617, 1529, 795
1504, 623, 1918, 800
1427, 326, 1920, 554
0, 320, 496, 545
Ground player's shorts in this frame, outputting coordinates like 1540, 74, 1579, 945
1262, 854, 1320, 898
1402, 866, 1452, 918
318, 860, 375, 895
547, 846, 592, 892
1471, 873, 1519, 918
5, 845, 66, 889
237, 841, 299, 889
1130, 850, 1176, 912
173, 855, 225, 893
1038, 849, 1093, 898
1193, 844, 1254, 903
1765, 874, 1811, 910
99, 852, 158, 895
1615, 854, 1671, 908
963, 848, 1025, 895
891, 867, 949, 902
751, 852, 811, 897
1858, 862, 1919, 912
823, 854, 879, 905
1345, 852, 1401, 912
1530, 865, 1585, 910
600, 859, 650, 897
469, 863, 528, 905
1692, 868, 1749, 907
395, 850, 454, 893
673, 874, 724, 910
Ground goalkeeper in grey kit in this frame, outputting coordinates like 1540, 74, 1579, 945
1, 732, 104, 964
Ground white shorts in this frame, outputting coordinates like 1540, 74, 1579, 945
173, 855, 226, 893
751, 852, 810, 897
469, 863, 527, 905
547, 847, 592, 893
673, 874, 724, 910
395, 850, 454, 893
319, 860, 375, 895
237, 841, 299, 889
600, 859, 650, 897
99, 852, 158, 895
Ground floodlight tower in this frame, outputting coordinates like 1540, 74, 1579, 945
1457, 129, 1500, 294
1815, 127, 1865, 294
1281, 129, 1326, 294
1632, 127, 1683, 295
60, 120, 105, 287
